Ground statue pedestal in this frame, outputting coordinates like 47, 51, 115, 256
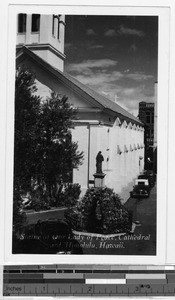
93, 173, 106, 188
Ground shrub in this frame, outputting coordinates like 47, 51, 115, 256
29, 188, 51, 211
13, 189, 27, 234
64, 206, 83, 231
26, 183, 81, 210
57, 183, 81, 207
65, 187, 131, 234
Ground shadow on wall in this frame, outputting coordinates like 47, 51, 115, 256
77, 178, 137, 205
119, 179, 136, 204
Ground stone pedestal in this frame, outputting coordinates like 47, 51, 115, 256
93, 173, 106, 188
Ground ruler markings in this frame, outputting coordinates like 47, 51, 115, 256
164, 284, 175, 294
71, 283, 84, 294
48, 284, 56, 294
152, 284, 164, 294
3, 284, 175, 296
105, 284, 117, 294
3, 265, 175, 297
84, 284, 93, 294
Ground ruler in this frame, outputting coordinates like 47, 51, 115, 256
3, 265, 175, 296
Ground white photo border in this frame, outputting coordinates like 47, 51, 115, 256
1, 0, 173, 265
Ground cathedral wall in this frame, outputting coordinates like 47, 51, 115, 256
71, 120, 144, 202
71, 125, 89, 195
18, 58, 94, 109
17, 56, 144, 202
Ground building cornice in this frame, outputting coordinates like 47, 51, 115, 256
16, 43, 66, 61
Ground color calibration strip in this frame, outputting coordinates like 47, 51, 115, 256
3, 265, 175, 296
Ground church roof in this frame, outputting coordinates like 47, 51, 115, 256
16, 47, 143, 126
59, 72, 142, 125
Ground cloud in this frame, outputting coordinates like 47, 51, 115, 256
98, 84, 154, 116
86, 29, 96, 36
88, 80, 154, 116
89, 44, 104, 49
117, 25, 145, 37
66, 60, 153, 87
126, 73, 153, 81
122, 87, 137, 97
65, 60, 154, 116
66, 59, 118, 73
104, 29, 117, 37
73, 70, 123, 86
93, 84, 151, 116
104, 26, 145, 38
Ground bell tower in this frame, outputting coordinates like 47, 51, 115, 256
16, 14, 66, 72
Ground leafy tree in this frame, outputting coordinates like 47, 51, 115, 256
13, 67, 40, 232
13, 67, 83, 231
13, 188, 26, 234
35, 92, 83, 198
14, 67, 41, 193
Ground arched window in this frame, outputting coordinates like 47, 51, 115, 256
18, 14, 26, 33
31, 14, 40, 32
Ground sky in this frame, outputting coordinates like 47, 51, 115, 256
64, 15, 158, 116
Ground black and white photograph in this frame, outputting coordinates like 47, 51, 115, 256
9, 9, 164, 258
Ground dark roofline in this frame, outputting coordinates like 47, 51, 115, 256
60, 72, 143, 126
16, 46, 143, 126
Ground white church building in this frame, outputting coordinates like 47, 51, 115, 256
16, 14, 145, 200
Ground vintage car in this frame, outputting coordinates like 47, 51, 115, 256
145, 170, 156, 185
130, 179, 150, 198
138, 170, 156, 187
